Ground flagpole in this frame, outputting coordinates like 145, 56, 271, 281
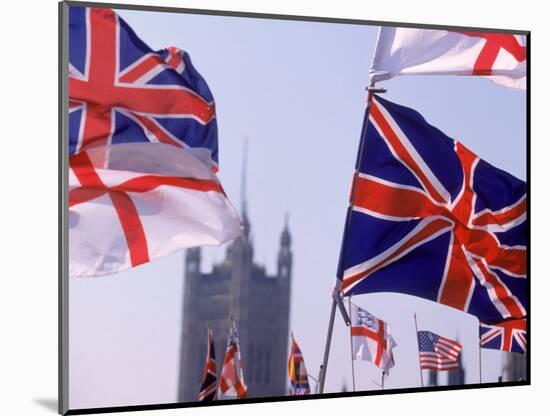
413, 313, 424, 388
478, 338, 483, 383
318, 83, 386, 395
348, 298, 356, 392
381, 371, 385, 390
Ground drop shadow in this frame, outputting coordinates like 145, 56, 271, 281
34, 398, 58, 413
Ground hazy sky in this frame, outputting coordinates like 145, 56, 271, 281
68, 8, 526, 409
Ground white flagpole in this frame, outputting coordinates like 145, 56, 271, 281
348, 298, 356, 392
318, 83, 387, 394
413, 313, 424, 388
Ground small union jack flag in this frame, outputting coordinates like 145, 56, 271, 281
417, 330, 462, 371
480, 318, 526, 354
198, 326, 218, 401
337, 95, 527, 324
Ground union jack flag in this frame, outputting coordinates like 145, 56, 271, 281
337, 95, 527, 323
480, 318, 526, 354
67, 7, 241, 277
417, 330, 462, 371
198, 326, 218, 401
288, 335, 311, 395
69, 7, 218, 166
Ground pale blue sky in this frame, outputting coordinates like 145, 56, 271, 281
69, 8, 526, 409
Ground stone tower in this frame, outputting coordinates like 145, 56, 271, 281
178, 143, 292, 401
447, 351, 466, 385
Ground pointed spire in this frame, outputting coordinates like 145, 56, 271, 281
280, 213, 291, 248
241, 137, 250, 240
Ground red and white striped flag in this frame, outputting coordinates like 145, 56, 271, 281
69, 144, 242, 277
350, 303, 397, 373
218, 320, 247, 399
370, 27, 527, 89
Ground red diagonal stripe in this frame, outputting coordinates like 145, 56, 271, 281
370, 100, 448, 204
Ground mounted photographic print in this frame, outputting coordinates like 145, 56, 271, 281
59, 1, 529, 414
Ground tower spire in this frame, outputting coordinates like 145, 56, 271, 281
241, 137, 250, 240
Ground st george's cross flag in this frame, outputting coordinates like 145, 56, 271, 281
68, 8, 241, 276
480, 318, 526, 354
198, 326, 218, 401
369, 28, 527, 89
336, 95, 527, 324
288, 335, 311, 395
417, 330, 462, 371
219, 321, 247, 399
350, 303, 396, 373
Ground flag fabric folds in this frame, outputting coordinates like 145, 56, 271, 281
336, 95, 526, 324
350, 303, 396, 373
68, 7, 241, 277
219, 321, 247, 399
198, 327, 218, 401
369, 28, 527, 89
417, 330, 462, 371
69, 7, 219, 164
288, 335, 311, 395
480, 318, 526, 354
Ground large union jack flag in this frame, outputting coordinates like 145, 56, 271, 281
480, 318, 526, 354
337, 95, 527, 324
69, 7, 218, 166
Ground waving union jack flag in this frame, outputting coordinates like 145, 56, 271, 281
337, 95, 527, 323
480, 319, 526, 354
68, 7, 241, 277
69, 7, 218, 165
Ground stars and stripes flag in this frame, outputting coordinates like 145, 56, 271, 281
350, 303, 396, 373
218, 321, 247, 399
417, 330, 462, 371
68, 7, 241, 277
370, 28, 527, 89
480, 318, 526, 354
198, 326, 218, 401
288, 334, 311, 395
336, 95, 527, 324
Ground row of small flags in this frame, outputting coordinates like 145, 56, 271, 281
197, 309, 526, 401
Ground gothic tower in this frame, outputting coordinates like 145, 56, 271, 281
178, 141, 292, 401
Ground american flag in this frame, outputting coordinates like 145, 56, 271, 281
336, 94, 526, 324
288, 335, 311, 395
198, 327, 217, 401
218, 321, 247, 399
480, 318, 526, 354
417, 330, 462, 371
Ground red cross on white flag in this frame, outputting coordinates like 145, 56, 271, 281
370, 28, 527, 89
350, 303, 397, 373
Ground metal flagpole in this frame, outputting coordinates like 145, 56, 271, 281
348, 298, 356, 392
317, 83, 386, 394
413, 313, 424, 388
381, 371, 385, 390
478, 338, 483, 383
